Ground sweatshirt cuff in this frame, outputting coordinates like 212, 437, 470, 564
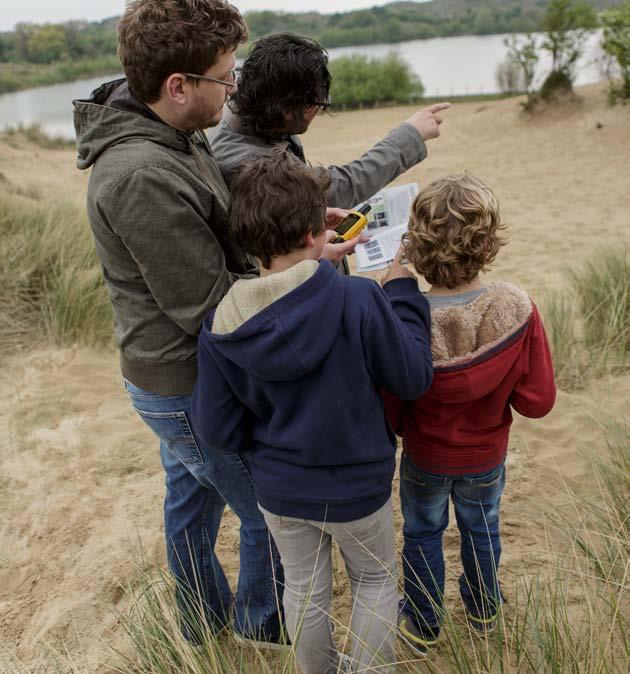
390, 122, 428, 166
382, 277, 420, 295
382, 277, 430, 312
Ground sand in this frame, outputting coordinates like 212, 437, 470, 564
0, 83, 628, 672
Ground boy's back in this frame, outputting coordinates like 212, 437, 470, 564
194, 258, 432, 522
386, 281, 555, 476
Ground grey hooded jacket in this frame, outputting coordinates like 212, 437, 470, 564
74, 79, 254, 396
211, 108, 428, 207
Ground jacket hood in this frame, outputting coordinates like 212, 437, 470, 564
205, 260, 344, 381
428, 282, 533, 402
73, 79, 191, 170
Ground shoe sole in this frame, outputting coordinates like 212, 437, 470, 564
232, 631, 291, 652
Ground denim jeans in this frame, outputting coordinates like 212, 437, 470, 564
125, 380, 283, 642
399, 454, 506, 634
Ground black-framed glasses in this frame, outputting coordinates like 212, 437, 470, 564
184, 70, 237, 88
308, 94, 332, 111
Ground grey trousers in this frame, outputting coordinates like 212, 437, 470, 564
261, 499, 398, 674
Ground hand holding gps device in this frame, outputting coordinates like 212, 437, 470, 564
331, 203, 371, 244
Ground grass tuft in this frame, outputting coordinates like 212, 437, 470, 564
570, 247, 630, 364
543, 246, 629, 390
0, 193, 113, 354
0, 123, 76, 150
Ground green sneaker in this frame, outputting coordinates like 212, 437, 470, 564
466, 611, 498, 635
397, 615, 438, 657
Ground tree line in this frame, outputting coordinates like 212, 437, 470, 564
0, 0, 616, 66
1, 0, 627, 104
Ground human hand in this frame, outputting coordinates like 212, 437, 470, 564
405, 102, 451, 141
381, 246, 415, 285
325, 207, 351, 229
321, 230, 370, 262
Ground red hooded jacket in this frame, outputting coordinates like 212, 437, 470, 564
384, 282, 556, 475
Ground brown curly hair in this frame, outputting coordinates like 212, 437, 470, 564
228, 145, 330, 269
403, 173, 507, 289
118, 0, 248, 103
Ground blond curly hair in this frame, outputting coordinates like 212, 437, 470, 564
403, 173, 507, 289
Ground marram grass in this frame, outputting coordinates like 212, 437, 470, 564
98, 418, 628, 674
543, 245, 629, 391
0, 192, 113, 354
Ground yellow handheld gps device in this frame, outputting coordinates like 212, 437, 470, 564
331, 203, 371, 244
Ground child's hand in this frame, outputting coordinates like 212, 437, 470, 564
381, 246, 415, 285
321, 230, 370, 262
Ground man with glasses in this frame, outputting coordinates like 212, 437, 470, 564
213, 32, 450, 210
73, 0, 287, 648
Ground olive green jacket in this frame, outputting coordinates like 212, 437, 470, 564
74, 79, 254, 395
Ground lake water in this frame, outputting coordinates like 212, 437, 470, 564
0, 31, 605, 139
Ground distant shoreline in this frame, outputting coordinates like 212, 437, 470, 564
0, 55, 122, 95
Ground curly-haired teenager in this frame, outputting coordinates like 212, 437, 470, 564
192, 147, 433, 674
383, 173, 556, 655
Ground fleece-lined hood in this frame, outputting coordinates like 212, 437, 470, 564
73, 79, 192, 170
427, 282, 532, 403
205, 260, 344, 381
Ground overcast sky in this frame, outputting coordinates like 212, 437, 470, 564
1, 1, 413, 31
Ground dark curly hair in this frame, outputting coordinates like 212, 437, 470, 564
404, 173, 507, 289
118, 0, 248, 103
228, 145, 330, 269
230, 33, 331, 138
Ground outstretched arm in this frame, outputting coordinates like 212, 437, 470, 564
325, 103, 451, 208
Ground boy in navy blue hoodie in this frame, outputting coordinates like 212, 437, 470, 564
192, 146, 433, 674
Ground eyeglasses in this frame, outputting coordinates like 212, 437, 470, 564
184, 70, 237, 88
307, 94, 332, 111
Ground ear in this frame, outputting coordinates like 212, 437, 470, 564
282, 107, 296, 125
303, 232, 317, 248
164, 73, 188, 105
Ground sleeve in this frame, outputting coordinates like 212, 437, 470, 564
510, 304, 556, 418
381, 390, 407, 436
325, 123, 427, 208
191, 328, 250, 454
362, 277, 433, 400
102, 166, 242, 336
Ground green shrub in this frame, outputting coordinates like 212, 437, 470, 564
540, 0, 598, 98
329, 53, 424, 109
601, 1, 630, 104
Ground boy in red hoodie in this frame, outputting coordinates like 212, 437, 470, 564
384, 173, 556, 655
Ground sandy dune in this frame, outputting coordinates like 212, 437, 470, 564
0, 83, 629, 672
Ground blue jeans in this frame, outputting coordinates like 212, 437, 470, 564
125, 380, 283, 642
399, 454, 506, 634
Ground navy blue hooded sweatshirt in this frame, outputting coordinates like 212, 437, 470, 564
192, 260, 432, 522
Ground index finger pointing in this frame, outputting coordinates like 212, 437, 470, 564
426, 102, 451, 113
